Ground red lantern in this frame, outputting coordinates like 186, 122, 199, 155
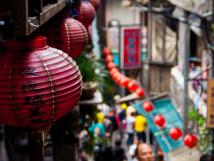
112, 71, 120, 80
169, 127, 182, 140
89, 0, 100, 11
110, 68, 118, 76
120, 77, 130, 87
48, 17, 88, 59
77, 1, 96, 28
183, 134, 198, 148
0, 36, 82, 129
128, 80, 139, 91
114, 73, 123, 83
136, 87, 145, 98
154, 114, 166, 128
143, 101, 154, 112
103, 48, 111, 56
107, 62, 116, 70
105, 55, 113, 63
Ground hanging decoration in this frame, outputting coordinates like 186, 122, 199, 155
168, 127, 183, 141
0, 36, 82, 129
183, 134, 198, 148
105, 55, 114, 63
142, 100, 154, 112
103, 47, 145, 98
89, 0, 101, 11
103, 47, 111, 56
120, 77, 130, 87
154, 114, 166, 128
128, 80, 139, 91
76, 1, 96, 28
135, 87, 145, 98
47, 17, 88, 59
107, 62, 116, 70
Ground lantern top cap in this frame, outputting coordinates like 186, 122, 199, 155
2, 36, 48, 51
27, 36, 47, 50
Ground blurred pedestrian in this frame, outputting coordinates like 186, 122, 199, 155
134, 114, 147, 142
135, 143, 155, 161
112, 138, 127, 161
128, 138, 139, 160
125, 112, 135, 146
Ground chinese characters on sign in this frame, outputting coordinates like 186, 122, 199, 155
207, 79, 214, 128
120, 26, 141, 69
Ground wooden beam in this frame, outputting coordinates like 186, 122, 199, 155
11, 0, 28, 36
28, 0, 66, 35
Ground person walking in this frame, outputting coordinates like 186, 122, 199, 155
134, 114, 147, 142
125, 112, 135, 146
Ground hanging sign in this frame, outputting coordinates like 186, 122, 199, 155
207, 79, 214, 128
120, 26, 141, 69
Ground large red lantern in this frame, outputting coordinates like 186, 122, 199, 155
183, 134, 198, 148
168, 127, 182, 140
128, 80, 139, 91
0, 36, 82, 129
136, 87, 145, 98
143, 101, 154, 112
89, 0, 100, 11
154, 114, 166, 128
76, 1, 96, 27
48, 17, 88, 59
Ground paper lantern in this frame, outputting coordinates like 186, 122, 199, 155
89, 0, 100, 11
120, 77, 130, 87
103, 48, 111, 56
169, 127, 182, 140
105, 55, 113, 63
136, 87, 145, 98
143, 101, 154, 112
76, 1, 96, 27
128, 80, 139, 91
114, 73, 123, 83
48, 17, 88, 59
112, 72, 120, 80
154, 114, 166, 128
0, 36, 82, 129
183, 134, 198, 148
107, 62, 116, 70
110, 68, 118, 76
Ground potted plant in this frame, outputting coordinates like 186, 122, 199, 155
76, 54, 106, 100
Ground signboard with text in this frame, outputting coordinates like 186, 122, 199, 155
207, 79, 214, 128
120, 26, 141, 69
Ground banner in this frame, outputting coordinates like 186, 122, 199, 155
120, 26, 141, 69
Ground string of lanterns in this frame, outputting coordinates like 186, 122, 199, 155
103, 47, 145, 98
142, 101, 198, 148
